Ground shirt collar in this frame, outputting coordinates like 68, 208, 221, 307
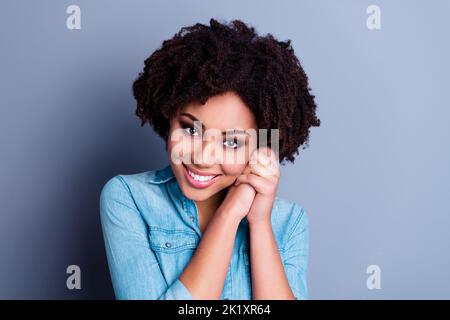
146, 163, 192, 214
146, 164, 176, 184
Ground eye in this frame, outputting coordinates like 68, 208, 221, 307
182, 125, 200, 136
223, 138, 243, 149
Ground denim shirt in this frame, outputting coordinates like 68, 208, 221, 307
99, 164, 309, 300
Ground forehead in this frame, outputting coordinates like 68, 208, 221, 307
180, 91, 257, 130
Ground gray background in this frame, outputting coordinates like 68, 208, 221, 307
1, 0, 449, 299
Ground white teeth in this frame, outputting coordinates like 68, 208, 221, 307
187, 169, 215, 182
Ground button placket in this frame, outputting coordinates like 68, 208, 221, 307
173, 179, 202, 238
185, 197, 201, 238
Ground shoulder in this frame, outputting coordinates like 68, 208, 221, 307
99, 165, 176, 209
272, 196, 309, 248
99, 171, 150, 202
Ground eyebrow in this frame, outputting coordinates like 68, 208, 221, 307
179, 113, 250, 136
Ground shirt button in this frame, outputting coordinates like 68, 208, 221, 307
165, 242, 172, 248
189, 216, 195, 222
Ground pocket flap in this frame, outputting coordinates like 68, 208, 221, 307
149, 227, 199, 253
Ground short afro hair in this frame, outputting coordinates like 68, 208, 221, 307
132, 18, 320, 164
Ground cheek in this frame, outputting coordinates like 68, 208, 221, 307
168, 137, 192, 152
167, 134, 195, 163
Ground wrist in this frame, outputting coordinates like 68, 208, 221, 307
247, 217, 272, 229
215, 207, 243, 227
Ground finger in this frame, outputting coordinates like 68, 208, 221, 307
262, 148, 280, 170
256, 156, 280, 177
250, 147, 279, 170
249, 161, 278, 182
235, 173, 274, 194
251, 150, 279, 176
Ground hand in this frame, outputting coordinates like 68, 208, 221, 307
217, 165, 256, 221
234, 147, 280, 225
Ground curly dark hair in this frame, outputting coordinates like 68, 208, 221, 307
132, 18, 320, 164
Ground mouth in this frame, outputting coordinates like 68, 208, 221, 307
182, 163, 222, 189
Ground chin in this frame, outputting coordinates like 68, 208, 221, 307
180, 186, 214, 202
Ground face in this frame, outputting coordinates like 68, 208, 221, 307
167, 91, 258, 202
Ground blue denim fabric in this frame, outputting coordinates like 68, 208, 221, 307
99, 164, 309, 300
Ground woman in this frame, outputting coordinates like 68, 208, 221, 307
100, 18, 320, 300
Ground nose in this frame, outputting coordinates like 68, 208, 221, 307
192, 137, 220, 166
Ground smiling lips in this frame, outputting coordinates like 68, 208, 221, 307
182, 163, 221, 188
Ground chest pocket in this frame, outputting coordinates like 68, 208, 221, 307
148, 227, 199, 285
149, 227, 199, 253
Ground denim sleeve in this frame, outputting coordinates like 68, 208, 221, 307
99, 176, 192, 300
283, 204, 310, 300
